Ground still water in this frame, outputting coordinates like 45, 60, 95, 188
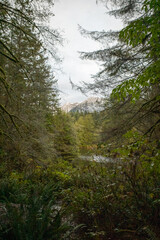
81, 155, 113, 163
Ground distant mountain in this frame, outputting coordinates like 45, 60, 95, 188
61, 102, 79, 112
62, 97, 104, 113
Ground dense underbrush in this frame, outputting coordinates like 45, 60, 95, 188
0, 135, 160, 239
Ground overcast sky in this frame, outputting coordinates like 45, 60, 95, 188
51, 0, 122, 105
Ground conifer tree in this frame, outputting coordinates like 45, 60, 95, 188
78, 0, 160, 136
75, 114, 98, 152
49, 111, 79, 161
0, 0, 61, 167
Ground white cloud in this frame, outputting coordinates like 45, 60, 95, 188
50, 0, 122, 105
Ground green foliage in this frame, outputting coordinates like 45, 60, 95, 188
0, 172, 71, 240
112, 0, 160, 103
61, 135, 160, 239
0, 1, 160, 239
78, 0, 160, 136
74, 113, 99, 154
0, 132, 160, 239
47, 111, 79, 161
0, 0, 61, 168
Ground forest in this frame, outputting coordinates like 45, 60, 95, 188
0, 0, 160, 239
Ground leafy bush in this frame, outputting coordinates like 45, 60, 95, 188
60, 137, 160, 239
0, 179, 71, 240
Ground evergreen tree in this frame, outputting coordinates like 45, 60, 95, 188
78, 0, 160, 137
49, 111, 79, 161
74, 114, 98, 152
0, 0, 60, 168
